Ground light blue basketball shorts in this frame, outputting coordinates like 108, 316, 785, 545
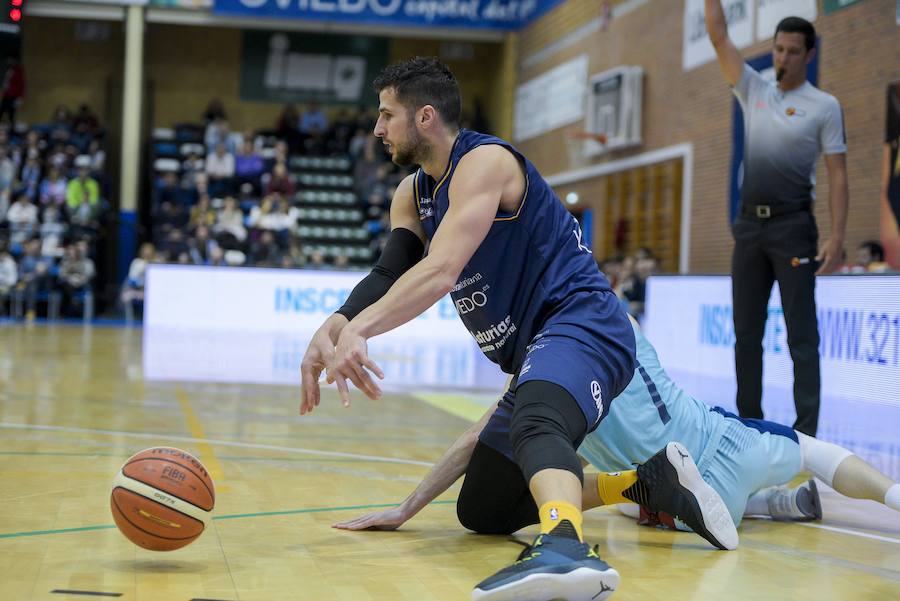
693, 408, 803, 528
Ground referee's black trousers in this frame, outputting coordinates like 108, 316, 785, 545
731, 209, 821, 437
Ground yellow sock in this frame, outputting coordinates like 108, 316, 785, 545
538, 500, 583, 541
596, 470, 639, 505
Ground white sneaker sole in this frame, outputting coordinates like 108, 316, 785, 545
666, 441, 739, 550
472, 565, 620, 601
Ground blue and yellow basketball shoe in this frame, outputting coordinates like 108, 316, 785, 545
472, 522, 619, 601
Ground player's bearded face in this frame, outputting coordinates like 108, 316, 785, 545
391, 112, 428, 167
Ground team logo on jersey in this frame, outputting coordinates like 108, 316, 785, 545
591, 380, 604, 416
785, 107, 806, 117
418, 197, 434, 219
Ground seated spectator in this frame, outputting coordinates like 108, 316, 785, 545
88, 139, 105, 173
66, 163, 100, 218
121, 242, 155, 311
206, 245, 228, 267
353, 138, 382, 199
152, 200, 188, 245
348, 127, 368, 160
276, 104, 300, 152
857, 240, 890, 273
39, 166, 67, 209
264, 162, 295, 198
0, 144, 14, 216
19, 151, 42, 202
306, 248, 328, 270
181, 151, 204, 192
6, 193, 38, 244
0, 243, 16, 309
188, 194, 216, 231
333, 253, 350, 270
248, 230, 282, 266
39, 204, 66, 257
234, 139, 265, 193
57, 242, 95, 316
189, 224, 219, 265
214, 196, 247, 247
299, 102, 328, 135
46, 142, 68, 172
160, 228, 190, 263
71, 104, 100, 150
205, 142, 234, 198
50, 104, 72, 131
17, 237, 53, 320
154, 171, 180, 207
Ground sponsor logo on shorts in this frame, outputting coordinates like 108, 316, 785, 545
591, 380, 604, 417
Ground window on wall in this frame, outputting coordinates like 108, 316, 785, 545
556, 158, 683, 274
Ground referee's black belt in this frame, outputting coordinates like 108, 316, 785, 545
741, 201, 811, 219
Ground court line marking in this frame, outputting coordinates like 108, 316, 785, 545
175, 386, 226, 484
796, 521, 900, 545
0, 422, 432, 467
0, 500, 456, 540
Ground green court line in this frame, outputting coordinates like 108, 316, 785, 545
0, 500, 456, 540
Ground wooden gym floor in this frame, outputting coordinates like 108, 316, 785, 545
1, 324, 898, 600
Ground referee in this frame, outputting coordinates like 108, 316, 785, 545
705, 1, 849, 437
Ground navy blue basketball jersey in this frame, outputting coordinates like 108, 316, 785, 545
413, 129, 614, 374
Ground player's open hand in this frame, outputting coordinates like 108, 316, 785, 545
327, 327, 384, 407
299, 329, 335, 415
332, 506, 409, 531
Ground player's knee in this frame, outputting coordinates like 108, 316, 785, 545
510, 381, 586, 482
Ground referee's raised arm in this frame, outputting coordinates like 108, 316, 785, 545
705, 0, 744, 86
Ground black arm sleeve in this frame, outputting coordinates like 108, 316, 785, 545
335, 227, 425, 321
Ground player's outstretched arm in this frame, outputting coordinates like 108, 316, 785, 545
299, 175, 424, 414
328, 146, 508, 407
704, 0, 744, 86
333, 401, 501, 530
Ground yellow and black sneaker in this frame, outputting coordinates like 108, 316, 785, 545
626, 441, 739, 550
472, 522, 619, 601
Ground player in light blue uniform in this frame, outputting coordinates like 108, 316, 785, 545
578, 318, 900, 530
336, 314, 900, 540
580, 320, 803, 527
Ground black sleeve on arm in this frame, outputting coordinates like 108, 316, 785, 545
335, 227, 425, 322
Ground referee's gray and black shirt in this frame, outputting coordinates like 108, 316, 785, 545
733, 64, 846, 206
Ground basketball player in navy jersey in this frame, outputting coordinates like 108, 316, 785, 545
298, 57, 735, 601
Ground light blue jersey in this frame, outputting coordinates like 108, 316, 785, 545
579, 323, 728, 475
579, 320, 803, 525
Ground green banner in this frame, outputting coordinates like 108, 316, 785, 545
823, 0, 866, 14
239, 31, 388, 106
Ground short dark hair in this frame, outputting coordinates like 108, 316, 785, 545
860, 240, 885, 262
774, 17, 816, 51
373, 57, 461, 127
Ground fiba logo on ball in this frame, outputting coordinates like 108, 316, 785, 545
110, 446, 216, 551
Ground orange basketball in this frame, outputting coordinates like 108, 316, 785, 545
110, 446, 215, 551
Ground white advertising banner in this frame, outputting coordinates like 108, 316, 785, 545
756, 0, 817, 41
143, 264, 508, 390
643, 275, 900, 408
514, 55, 588, 142
145, 264, 471, 340
683, 0, 754, 71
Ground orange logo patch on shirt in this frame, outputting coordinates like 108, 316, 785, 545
786, 107, 796, 116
